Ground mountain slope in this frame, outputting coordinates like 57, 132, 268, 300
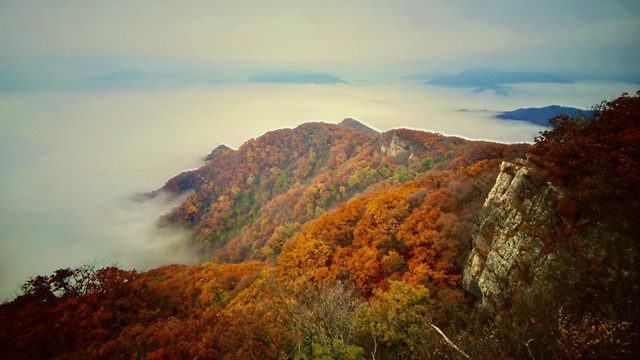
2, 93, 637, 359
463, 92, 640, 359
158, 119, 528, 262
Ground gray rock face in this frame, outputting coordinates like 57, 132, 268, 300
460, 158, 639, 357
378, 131, 414, 159
462, 160, 565, 309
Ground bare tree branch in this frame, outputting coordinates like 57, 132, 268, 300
430, 323, 470, 359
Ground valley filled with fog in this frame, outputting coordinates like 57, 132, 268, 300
0, 81, 636, 300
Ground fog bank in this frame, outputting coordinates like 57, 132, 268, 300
1, 81, 636, 301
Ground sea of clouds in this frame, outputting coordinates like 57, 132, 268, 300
0, 81, 636, 301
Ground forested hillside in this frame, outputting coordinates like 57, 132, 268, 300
158, 118, 527, 263
1, 93, 638, 360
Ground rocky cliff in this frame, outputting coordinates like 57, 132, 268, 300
462, 159, 565, 310
378, 130, 415, 158
463, 157, 638, 341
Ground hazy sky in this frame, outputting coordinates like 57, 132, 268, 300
1, 0, 639, 87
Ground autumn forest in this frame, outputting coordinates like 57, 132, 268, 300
1, 93, 638, 359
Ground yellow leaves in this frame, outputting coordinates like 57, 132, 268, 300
186, 203, 198, 216
177, 195, 200, 218
356, 281, 433, 350
301, 182, 332, 212
277, 178, 463, 294
463, 159, 496, 176
226, 278, 266, 313
197, 278, 226, 309
196, 261, 269, 309
246, 173, 256, 186
402, 261, 432, 287
261, 224, 303, 259
347, 163, 377, 187
278, 234, 332, 284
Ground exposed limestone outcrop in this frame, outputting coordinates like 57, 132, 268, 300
462, 159, 565, 309
462, 155, 639, 360
378, 130, 415, 159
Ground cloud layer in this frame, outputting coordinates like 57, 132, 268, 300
1, 81, 637, 300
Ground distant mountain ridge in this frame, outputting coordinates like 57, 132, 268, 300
426, 68, 572, 95
496, 105, 595, 126
249, 71, 347, 84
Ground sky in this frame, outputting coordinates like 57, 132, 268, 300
1, 0, 639, 300
1, 0, 639, 86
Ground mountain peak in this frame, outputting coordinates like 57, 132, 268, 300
205, 144, 233, 161
338, 118, 379, 135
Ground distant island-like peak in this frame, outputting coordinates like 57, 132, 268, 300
248, 71, 347, 84
496, 105, 594, 126
426, 68, 572, 95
